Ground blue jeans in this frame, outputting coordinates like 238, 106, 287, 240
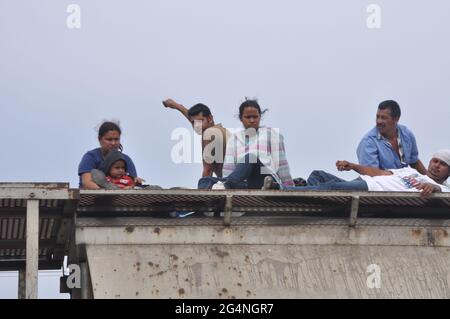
285, 170, 368, 191
197, 154, 269, 190
224, 161, 269, 189
198, 176, 224, 189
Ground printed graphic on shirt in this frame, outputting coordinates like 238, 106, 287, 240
400, 174, 424, 189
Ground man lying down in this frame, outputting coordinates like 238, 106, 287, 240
263, 149, 450, 197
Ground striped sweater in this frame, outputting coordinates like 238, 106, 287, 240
223, 126, 294, 187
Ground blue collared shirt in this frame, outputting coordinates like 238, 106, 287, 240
357, 124, 419, 170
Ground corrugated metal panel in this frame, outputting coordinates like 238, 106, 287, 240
0, 217, 57, 241
0, 184, 76, 270
0, 215, 66, 267
0, 248, 25, 258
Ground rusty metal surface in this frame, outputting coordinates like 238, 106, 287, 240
0, 198, 66, 209
0, 183, 69, 188
0, 183, 77, 201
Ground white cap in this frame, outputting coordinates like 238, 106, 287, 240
432, 149, 450, 166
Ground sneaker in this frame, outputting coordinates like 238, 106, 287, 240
212, 181, 226, 190
169, 211, 195, 218
293, 177, 307, 187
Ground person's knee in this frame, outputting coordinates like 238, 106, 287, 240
198, 177, 218, 189
308, 170, 326, 180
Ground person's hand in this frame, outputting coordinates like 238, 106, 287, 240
134, 177, 145, 185
162, 98, 180, 109
415, 183, 440, 197
336, 160, 353, 171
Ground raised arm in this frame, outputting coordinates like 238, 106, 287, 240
162, 98, 190, 123
336, 160, 392, 177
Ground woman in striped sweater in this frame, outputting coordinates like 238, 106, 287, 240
221, 99, 294, 189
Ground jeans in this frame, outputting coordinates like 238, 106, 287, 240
284, 170, 368, 191
198, 176, 223, 190
197, 154, 269, 190
224, 161, 270, 189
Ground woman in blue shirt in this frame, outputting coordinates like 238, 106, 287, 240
78, 121, 140, 189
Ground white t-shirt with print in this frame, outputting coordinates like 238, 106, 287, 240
360, 167, 450, 192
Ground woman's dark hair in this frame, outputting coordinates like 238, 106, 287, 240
98, 121, 121, 138
238, 99, 268, 119
98, 121, 123, 151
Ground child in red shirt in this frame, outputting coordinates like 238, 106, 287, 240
106, 160, 135, 189
102, 150, 135, 189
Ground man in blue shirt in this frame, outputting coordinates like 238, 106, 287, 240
357, 100, 427, 175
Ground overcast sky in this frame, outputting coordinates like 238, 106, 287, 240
1, 0, 449, 298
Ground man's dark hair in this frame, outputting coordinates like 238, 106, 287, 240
378, 100, 401, 119
188, 103, 212, 117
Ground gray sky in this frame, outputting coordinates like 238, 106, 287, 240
1, 0, 449, 298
